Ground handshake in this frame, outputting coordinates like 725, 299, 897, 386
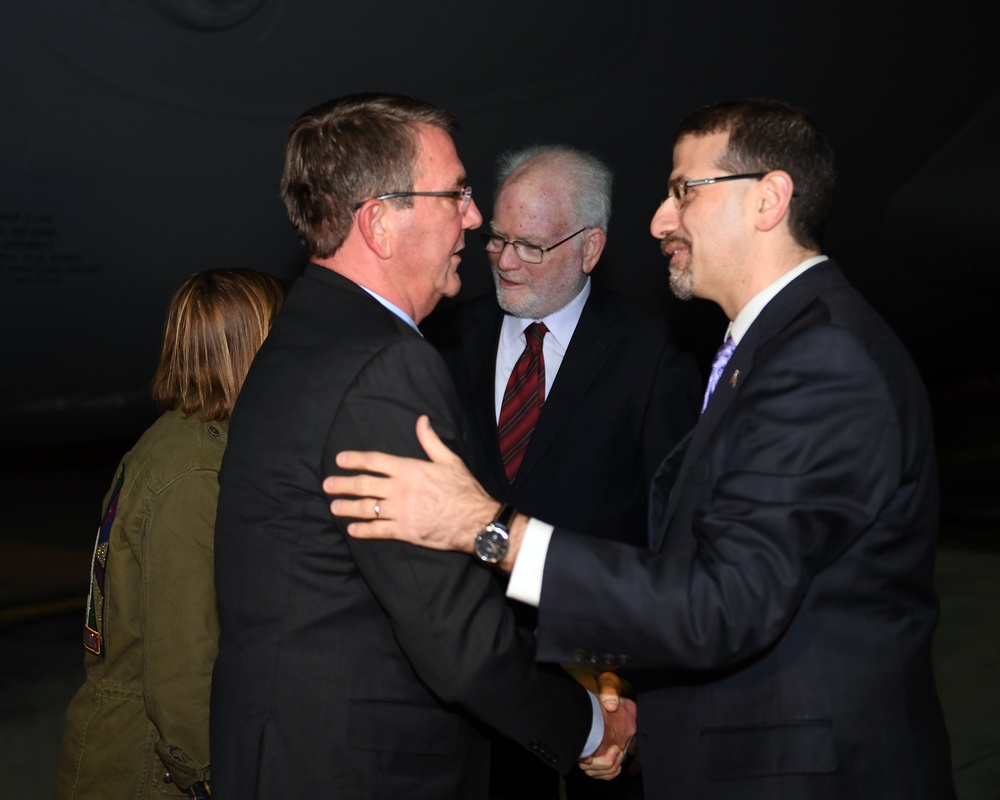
573, 669, 638, 781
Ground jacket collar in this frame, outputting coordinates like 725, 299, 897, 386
649, 260, 850, 551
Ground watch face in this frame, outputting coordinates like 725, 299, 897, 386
476, 525, 509, 563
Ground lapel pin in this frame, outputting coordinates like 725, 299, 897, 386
729, 369, 740, 388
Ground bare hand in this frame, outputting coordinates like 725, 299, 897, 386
564, 667, 631, 712
578, 696, 637, 780
595, 670, 631, 712
324, 415, 497, 554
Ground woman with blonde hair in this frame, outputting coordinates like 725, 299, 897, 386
55, 268, 286, 800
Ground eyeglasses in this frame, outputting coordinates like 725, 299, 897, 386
353, 186, 473, 213
480, 227, 589, 265
666, 173, 767, 207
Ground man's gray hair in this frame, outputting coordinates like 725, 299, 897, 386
495, 144, 612, 232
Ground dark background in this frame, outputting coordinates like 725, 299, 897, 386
1, 4, 997, 797
1, 0, 997, 561
2, 0, 997, 453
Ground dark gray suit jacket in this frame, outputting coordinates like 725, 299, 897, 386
211, 264, 593, 799
424, 287, 700, 548
424, 287, 700, 799
535, 261, 955, 799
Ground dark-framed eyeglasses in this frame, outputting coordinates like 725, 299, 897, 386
353, 186, 473, 213
667, 173, 768, 207
480, 226, 589, 265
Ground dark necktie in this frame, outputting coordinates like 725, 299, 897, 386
701, 335, 736, 412
498, 321, 548, 483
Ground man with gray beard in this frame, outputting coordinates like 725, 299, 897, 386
328, 101, 956, 799
421, 145, 699, 799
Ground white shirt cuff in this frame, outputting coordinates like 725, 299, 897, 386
505, 518, 553, 607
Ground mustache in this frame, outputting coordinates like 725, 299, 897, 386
660, 235, 690, 257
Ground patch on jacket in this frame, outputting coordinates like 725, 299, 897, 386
83, 467, 124, 656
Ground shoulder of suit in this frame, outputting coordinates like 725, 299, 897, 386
420, 293, 499, 349
585, 286, 672, 337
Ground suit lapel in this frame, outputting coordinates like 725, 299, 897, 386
648, 342, 748, 551
514, 291, 621, 486
460, 302, 508, 492
648, 260, 850, 552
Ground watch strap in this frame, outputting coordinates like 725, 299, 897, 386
491, 502, 517, 532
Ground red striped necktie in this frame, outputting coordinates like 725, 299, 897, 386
498, 321, 548, 483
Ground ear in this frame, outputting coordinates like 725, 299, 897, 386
356, 200, 394, 259
752, 170, 795, 233
581, 227, 607, 275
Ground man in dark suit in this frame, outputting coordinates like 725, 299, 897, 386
210, 94, 635, 800
327, 99, 956, 798
422, 145, 699, 799
425, 145, 698, 551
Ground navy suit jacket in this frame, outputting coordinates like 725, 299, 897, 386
211, 265, 593, 800
534, 262, 955, 799
424, 287, 699, 799
423, 287, 700, 549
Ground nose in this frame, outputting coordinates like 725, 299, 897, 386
649, 197, 680, 240
463, 198, 483, 230
494, 240, 521, 271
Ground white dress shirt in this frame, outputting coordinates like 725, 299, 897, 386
494, 279, 591, 419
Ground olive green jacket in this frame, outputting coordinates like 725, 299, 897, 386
54, 409, 226, 799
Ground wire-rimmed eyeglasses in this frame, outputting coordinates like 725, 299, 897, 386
480, 227, 589, 265
667, 173, 767, 207
353, 187, 473, 214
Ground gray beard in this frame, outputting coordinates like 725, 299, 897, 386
494, 275, 581, 320
495, 285, 539, 318
669, 266, 694, 301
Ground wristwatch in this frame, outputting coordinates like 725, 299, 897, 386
474, 503, 517, 564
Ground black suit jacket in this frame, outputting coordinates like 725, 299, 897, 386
424, 288, 699, 799
211, 264, 592, 800
535, 262, 955, 799
424, 287, 700, 548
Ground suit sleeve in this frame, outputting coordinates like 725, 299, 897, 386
323, 336, 593, 772
535, 323, 905, 670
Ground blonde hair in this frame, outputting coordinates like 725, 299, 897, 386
152, 268, 286, 421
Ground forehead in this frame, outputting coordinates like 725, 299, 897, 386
671, 131, 730, 179
413, 124, 465, 186
494, 166, 574, 232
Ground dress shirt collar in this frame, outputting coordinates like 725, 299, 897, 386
727, 255, 828, 345
494, 279, 590, 421
307, 261, 421, 332
359, 286, 420, 333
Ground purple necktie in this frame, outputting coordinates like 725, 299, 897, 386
701, 336, 736, 412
